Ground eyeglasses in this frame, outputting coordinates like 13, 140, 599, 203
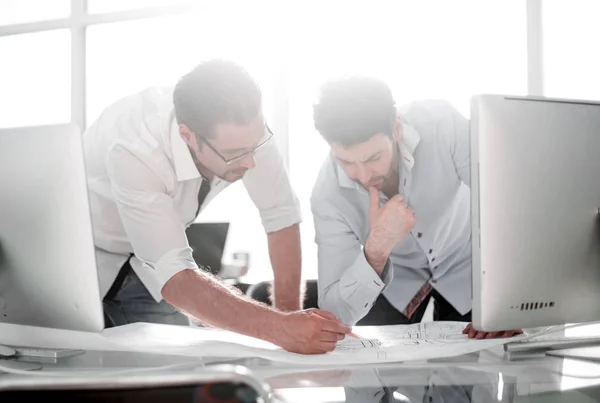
195, 125, 274, 166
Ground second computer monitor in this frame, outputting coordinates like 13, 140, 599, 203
471, 95, 600, 331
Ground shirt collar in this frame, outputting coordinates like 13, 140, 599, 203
336, 121, 421, 192
170, 111, 201, 182
399, 122, 420, 171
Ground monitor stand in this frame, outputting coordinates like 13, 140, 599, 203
0, 359, 42, 372
547, 346, 600, 362
0, 344, 42, 372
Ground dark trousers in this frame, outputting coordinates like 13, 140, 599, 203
102, 259, 189, 328
357, 289, 472, 326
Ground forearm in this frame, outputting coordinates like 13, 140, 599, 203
364, 233, 393, 277
267, 224, 302, 311
161, 269, 284, 343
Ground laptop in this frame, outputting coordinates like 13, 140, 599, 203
185, 222, 230, 276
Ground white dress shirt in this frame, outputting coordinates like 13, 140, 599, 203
311, 100, 471, 325
83, 86, 302, 301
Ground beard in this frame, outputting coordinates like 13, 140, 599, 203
357, 176, 386, 190
219, 167, 248, 182
356, 143, 401, 191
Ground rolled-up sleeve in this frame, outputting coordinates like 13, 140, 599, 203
242, 137, 302, 233
312, 199, 393, 325
106, 145, 198, 293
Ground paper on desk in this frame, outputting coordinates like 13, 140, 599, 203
1, 320, 562, 365
101, 321, 535, 365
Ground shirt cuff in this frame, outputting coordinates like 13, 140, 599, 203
338, 249, 394, 318
380, 258, 394, 286
143, 247, 199, 296
260, 205, 302, 233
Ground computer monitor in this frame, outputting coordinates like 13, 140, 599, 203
0, 124, 104, 333
471, 95, 600, 332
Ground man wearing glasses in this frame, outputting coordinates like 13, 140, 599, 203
83, 60, 351, 354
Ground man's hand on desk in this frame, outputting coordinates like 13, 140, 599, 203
271, 309, 351, 355
463, 323, 523, 339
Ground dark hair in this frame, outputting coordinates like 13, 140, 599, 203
173, 60, 262, 138
313, 76, 397, 147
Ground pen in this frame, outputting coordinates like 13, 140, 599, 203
310, 312, 360, 339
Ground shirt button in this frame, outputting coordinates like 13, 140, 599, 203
429, 249, 433, 254
431, 258, 436, 262
431, 279, 437, 284
417, 232, 423, 238
434, 266, 439, 270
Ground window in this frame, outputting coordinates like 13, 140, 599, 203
0, 29, 71, 128
86, 11, 279, 124
0, 0, 70, 26
87, 0, 191, 14
543, 0, 600, 101
288, 0, 528, 279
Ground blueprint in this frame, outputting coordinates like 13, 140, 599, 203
100, 321, 537, 365
300, 321, 517, 364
